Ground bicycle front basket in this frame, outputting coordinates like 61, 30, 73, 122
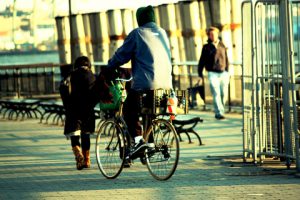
139, 89, 188, 115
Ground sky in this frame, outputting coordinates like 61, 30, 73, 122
0, 0, 180, 16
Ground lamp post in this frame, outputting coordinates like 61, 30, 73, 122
68, 0, 74, 63
12, 0, 17, 50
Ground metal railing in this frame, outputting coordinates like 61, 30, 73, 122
0, 63, 62, 99
0, 61, 243, 110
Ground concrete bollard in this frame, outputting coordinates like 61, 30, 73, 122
199, 0, 212, 43
88, 12, 110, 63
230, 0, 242, 103
107, 9, 132, 68
82, 13, 94, 64
55, 16, 71, 64
132, 9, 138, 28
180, 0, 203, 90
158, 3, 184, 90
107, 9, 124, 58
175, 3, 186, 63
230, 0, 242, 63
209, 0, 231, 27
70, 14, 88, 63
179, 0, 202, 61
158, 4, 181, 62
121, 9, 135, 36
154, 6, 161, 27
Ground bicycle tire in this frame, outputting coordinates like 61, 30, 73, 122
145, 119, 179, 181
95, 120, 126, 179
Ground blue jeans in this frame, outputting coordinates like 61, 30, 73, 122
208, 71, 230, 116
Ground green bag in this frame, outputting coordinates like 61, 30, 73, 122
99, 82, 123, 110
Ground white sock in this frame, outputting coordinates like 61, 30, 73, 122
134, 136, 143, 144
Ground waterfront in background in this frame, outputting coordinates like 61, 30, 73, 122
0, 51, 59, 65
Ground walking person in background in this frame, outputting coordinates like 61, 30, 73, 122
63, 56, 95, 170
62, 56, 110, 170
198, 27, 230, 120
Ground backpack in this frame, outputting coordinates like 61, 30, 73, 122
59, 74, 72, 107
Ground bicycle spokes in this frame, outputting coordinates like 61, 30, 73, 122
145, 119, 179, 181
96, 120, 125, 179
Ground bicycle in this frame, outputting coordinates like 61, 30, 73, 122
95, 77, 188, 181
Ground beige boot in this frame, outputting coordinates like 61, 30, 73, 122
82, 149, 91, 168
72, 146, 84, 170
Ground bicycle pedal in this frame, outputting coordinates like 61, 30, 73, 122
163, 153, 170, 159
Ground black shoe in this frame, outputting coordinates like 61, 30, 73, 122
140, 156, 147, 165
215, 114, 225, 120
127, 140, 148, 160
123, 159, 131, 168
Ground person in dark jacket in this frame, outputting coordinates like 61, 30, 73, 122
198, 27, 230, 120
64, 56, 109, 170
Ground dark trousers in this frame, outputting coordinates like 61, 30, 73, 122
123, 91, 142, 139
70, 133, 90, 150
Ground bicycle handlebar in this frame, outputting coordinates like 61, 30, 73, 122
115, 77, 133, 82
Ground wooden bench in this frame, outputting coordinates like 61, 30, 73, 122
172, 117, 203, 145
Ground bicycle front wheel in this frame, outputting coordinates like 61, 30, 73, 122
145, 119, 179, 181
95, 120, 125, 179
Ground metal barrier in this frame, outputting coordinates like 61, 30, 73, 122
242, 0, 255, 161
242, 0, 300, 171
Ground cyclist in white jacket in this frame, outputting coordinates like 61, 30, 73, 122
106, 5, 173, 156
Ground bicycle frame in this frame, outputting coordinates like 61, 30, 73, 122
106, 77, 178, 147
96, 78, 180, 180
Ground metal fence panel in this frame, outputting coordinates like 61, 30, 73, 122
254, 1, 284, 160
289, 0, 300, 171
242, 0, 300, 170
242, 0, 255, 160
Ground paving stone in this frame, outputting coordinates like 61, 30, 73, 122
0, 111, 300, 200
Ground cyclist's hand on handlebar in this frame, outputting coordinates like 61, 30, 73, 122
100, 66, 132, 82
118, 67, 132, 79
100, 67, 118, 83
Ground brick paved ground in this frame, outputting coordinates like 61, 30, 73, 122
0, 110, 300, 200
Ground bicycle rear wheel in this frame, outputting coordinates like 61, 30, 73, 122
145, 119, 179, 181
95, 120, 125, 179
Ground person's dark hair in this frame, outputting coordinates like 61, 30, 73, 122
74, 56, 91, 69
136, 6, 155, 27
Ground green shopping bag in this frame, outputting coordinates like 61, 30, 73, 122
99, 82, 123, 110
